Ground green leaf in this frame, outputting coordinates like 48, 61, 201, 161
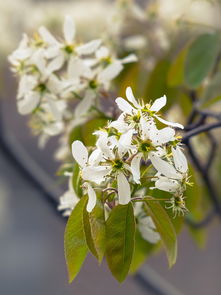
144, 200, 177, 267
129, 230, 157, 274
72, 163, 82, 197
64, 196, 88, 283
201, 71, 221, 106
68, 125, 82, 148
106, 203, 135, 282
144, 59, 178, 110
83, 197, 106, 262
148, 189, 184, 234
184, 33, 221, 89
168, 46, 188, 87
118, 63, 140, 97
81, 118, 107, 146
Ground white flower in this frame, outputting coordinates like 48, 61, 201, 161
150, 146, 188, 195
72, 140, 108, 184
140, 116, 175, 146
115, 87, 184, 129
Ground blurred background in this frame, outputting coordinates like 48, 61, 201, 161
1, 0, 221, 294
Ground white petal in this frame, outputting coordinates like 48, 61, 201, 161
154, 177, 180, 193
149, 154, 181, 179
68, 57, 92, 79
82, 166, 111, 184
74, 90, 95, 117
47, 97, 62, 121
96, 132, 114, 160
98, 61, 123, 83
118, 129, 134, 157
44, 121, 63, 135
18, 75, 37, 99
120, 54, 138, 64
138, 217, 160, 244
96, 46, 109, 59
109, 116, 129, 133
72, 140, 88, 167
38, 26, 58, 45
117, 172, 131, 205
63, 15, 75, 44
76, 39, 102, 55
88, 149, 102, 166
155, 115, 184, 129
131, 153, 142, 184
150, 95, 167, 112
172, 147, 188, 174
44, 46, 60, 59
140, 115, 151, 139
151, 127, 175, 145
30, 49, 46, 74
47, 55, 64, 74
17, 92, 40, 115
86, 183, 97, 212
126, 87, 140, 108
115, 97, 135, 114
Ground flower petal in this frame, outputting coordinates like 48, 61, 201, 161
17, 92, 40, 115
154, 177, 180, 193
149, 153, 181, 179
138, 217, 160, 244
131, 153, 142, 184
38, 26, 58, 45
44, 121, 63, 136
126, 87, 140, 108
118, 129, 134, 157
172, 146, 188, 174
120, 54, 138, 64
150, 95, 166, 112
86, 183, 97, 212
151, 127, 175, 145
155, 115, 184, 129
82, 166, 111, 184
74, 90, 95, 117
68, 57, 93, 79
72, 140, 88, 167
98, 61, 123, 83
63, 15, 75, 44
115, 97, 135, 114
76, 39, 102, 55
117, 172, 131, 205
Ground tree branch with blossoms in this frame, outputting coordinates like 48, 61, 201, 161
7, 1, 221, 287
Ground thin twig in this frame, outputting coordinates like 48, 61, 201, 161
182, 121, 221, 143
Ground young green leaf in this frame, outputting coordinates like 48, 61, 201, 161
106, 203, 135, 282
144, 200, 177, 267
184, 33, 220, 89
64, 196, 88, 283
167, 46, 188, 87
83, 197, 106, 263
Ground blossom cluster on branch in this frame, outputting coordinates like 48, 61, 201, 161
8, 12, 199, 283
9, 16, 136, 144
60, 87, 190, 242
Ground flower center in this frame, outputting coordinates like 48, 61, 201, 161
64, 45, 74, 54
89, 80, 98, 89
112, 159, 124, 170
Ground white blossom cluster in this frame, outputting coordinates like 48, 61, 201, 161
59, 87, 190, 243
8, 15, 137, 143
